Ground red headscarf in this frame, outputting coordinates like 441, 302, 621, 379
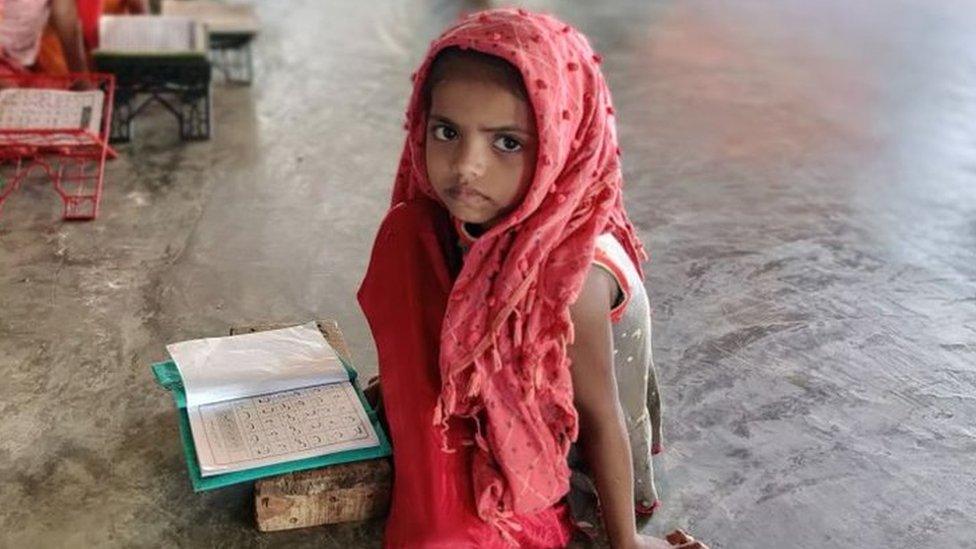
389, 8, 647, 535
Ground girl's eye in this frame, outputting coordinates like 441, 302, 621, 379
493, 135, 523, 153
431, 125, 458, 141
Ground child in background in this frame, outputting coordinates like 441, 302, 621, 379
38, 0, 148, 75
0, 0, 146, 77
359, 9, 707, 549
0, 0, 88, 75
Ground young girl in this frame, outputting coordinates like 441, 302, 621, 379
359, 9, 706, 549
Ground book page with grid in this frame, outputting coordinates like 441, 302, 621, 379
0, 89, 103, 134
99, 16, 205, 53
191, 380, 379, 476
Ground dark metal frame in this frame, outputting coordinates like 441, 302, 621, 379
95, 56, 213, 142
209, 33, 255, 85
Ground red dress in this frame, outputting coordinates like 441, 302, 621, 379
359, 199, 573, 548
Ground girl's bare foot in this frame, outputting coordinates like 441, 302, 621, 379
627, 530, 709, 549
664, 529, 709, 548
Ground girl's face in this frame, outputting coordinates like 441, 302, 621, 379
425, 77, 538, 229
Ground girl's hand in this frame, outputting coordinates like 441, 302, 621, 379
664, 529, 709, 548
627, 530, 709, 549
69, 77, 95, 91
363, 375, 382, 409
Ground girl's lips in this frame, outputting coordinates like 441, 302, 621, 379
447, 186, 489, 203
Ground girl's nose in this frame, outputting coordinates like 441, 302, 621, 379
454, 141, 486, 183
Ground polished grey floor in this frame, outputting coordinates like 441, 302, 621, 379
2, 1, 975, 547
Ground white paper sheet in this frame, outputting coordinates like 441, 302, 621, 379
189, 381, 379, 476
98, 15, 205, 53
0, 89, 104, 134
167, 321, 348, 408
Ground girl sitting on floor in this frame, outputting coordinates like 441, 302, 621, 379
359, 8, 707, 549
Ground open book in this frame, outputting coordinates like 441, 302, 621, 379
161, 0, 260, 35
0, 88, 105, 147
0, 88, 103, 133
165, 322, 380, 477
97, 15, 208, 55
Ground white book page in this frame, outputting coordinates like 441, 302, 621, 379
99, 15, 203, 53
0, 89, 104, 134
188, 381, 379, 476
167, 321, 348, 408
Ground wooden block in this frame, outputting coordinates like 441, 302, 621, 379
254, 458, 392, 532
228, 321, 392, 532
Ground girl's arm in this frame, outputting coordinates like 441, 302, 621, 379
568, 266, 644, 548
570, 268, 697, 549
49, 0, 89, 74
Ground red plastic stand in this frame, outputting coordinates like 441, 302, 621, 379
0, 72, 117, 220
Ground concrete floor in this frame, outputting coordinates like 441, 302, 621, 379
2, 0, 975, 547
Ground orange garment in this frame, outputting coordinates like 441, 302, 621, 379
36, 0, 127, 75
35, 24, 68, 75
